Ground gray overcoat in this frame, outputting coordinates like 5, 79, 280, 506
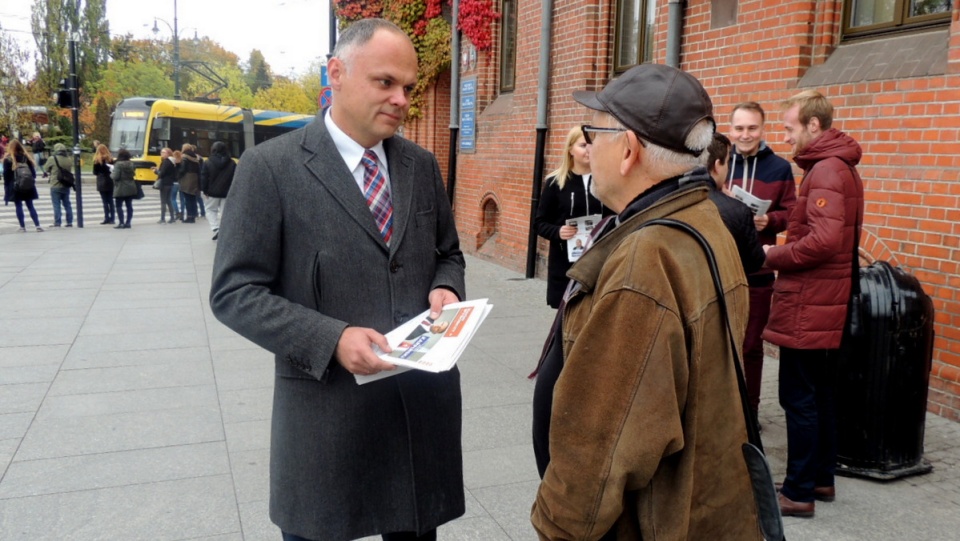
210, 116, 466, 540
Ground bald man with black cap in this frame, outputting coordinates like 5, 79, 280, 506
530, 64, 763, 540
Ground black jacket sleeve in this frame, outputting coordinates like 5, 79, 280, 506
535, 177, 564, 242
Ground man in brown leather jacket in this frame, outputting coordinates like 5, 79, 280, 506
530, 64, 762, 541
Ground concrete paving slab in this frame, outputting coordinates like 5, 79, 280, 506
47, 359, 214, 396
0, 383, 49, 415
0, 318, 84, 347
212, 355, 275, 392
224, 420, 271, 453
463, 444, 540, 490
219, 387, 274, 424
37, 385, 219, 422
462, 403, 532, 452
0, 344, 68, 368
237, 499, 275, 541
61, 345, 211, 370
0, 475, 240, 540
0, 441, 230, 498
0, 438, 19, 475
0, 412, 34, 440
471, 481, 541, 541
67, 327, 209, 354
17, 405, 224, 460
0, 362, 60, 385
229, 448, 271, 504
439, 516, 513, 540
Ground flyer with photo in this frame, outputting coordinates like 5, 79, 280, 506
566, 214, 602, 262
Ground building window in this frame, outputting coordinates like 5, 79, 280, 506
500, 0, 518, 92
844, 0, 951, 38
615, 0, 657, 72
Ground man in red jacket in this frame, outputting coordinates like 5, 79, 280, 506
763, 90, 864, 518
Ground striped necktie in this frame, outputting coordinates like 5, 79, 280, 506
361, 150, 393, 245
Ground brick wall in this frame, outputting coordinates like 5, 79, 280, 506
414, 1, 960, 420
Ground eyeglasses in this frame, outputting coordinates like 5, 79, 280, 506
581, 125, 625, 145
580, 125, 646, 147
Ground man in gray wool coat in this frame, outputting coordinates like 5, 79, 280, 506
210, 18, 466, 541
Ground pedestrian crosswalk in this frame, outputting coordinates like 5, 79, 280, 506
1, 182, 210, 230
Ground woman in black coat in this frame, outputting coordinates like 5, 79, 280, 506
153, 147, 178, 223
2, 139, 43, 232
534, 126, 612, 308
92, 144, 115, 224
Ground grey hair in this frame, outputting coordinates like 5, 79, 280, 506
643, 120, 714, 168
332, 18, 410, 66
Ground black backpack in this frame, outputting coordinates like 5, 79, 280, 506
55, 159, 76, 188
14, 160, 35, 192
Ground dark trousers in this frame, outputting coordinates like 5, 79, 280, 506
160, 185, 175, 220
282, 529, 437, 541
532, 327, 564, 478
744, 283, 774, 415
778, 346, 840, 503
99, 191, 115, 222
182, 192, 199, 218
115, 196, 134, 225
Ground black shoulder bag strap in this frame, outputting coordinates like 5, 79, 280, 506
846, 170, 864, 336
636, 218, 785, 541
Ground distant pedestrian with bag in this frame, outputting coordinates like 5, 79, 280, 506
2, 139, 43, 232
111, 149, 138, 229
153, 147, 178, 224
43, 143, 75, 227
200, 141, 235, 240
93, 144, 115, 225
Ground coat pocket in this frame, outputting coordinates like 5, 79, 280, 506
767, 279, 802, 339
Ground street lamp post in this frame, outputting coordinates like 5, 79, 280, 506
152, 0, 181, 99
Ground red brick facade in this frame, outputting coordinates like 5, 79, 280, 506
403, 1, 960, 420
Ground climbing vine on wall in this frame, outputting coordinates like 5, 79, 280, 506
333, 0, 451, 118
332, 0, 500, 117
457, 0, 500, 51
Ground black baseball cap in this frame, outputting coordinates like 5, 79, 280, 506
573, 64, 715, 156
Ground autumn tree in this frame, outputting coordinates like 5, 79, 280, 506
31, 0, 110, 99
253, 77, 316, 114
90, 95, 111, 146
92, 60, 174, 106
244, 49, 272, 94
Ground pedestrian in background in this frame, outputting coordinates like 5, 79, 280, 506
154, 147, 178, 224
530, 64, 761, 540
726, 101, 797, 427
177, 143, 201, 223
3, 139, 43, 232
110, 148, 137, 229
93, 144, 115, 225
42, 143, 74, 228
210, 18, 466, 541
764, 90, 864, 518
170, 150, 183, 221
200, 141, 235, 240
30, 132, 45, 166
534, 126, 612, 309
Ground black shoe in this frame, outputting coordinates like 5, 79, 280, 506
184, 217, 196, 223
212, 231, 219, 241
50, 223, 61, 228
113, 224, 124, 229
124, 224, 132, 229
168, 218, 176, 224
65, 224, 72, 228
100, 220, 110, 225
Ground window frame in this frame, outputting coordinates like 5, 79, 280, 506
842, 0, 951, 39
614, 0, 656, 74
499, 0, 518, 93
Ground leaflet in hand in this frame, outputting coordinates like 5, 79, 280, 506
565, 214, 602, 262
730, 185, 771, 217
354, 299, 493, 385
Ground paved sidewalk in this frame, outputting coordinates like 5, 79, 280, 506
0, 222, 958, 540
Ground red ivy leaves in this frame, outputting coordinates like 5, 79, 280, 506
458, 0, 500, 51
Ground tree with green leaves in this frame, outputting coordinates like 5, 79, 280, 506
244, 49, 272, 94
90, 95, 111, 147
30, 0, 110, 101
92, 60, 174, 106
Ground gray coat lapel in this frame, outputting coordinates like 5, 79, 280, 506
384, 137, 413, 255
299, 119, 387, 249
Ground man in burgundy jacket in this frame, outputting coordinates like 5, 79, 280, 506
726, 101, 796, 425
763, 90, 864, 518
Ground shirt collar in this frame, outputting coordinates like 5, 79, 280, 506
324, 109, 387, 170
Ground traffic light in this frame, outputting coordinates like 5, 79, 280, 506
54, 79, 74, 108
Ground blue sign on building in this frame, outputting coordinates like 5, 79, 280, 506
459, 76, 478, 153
